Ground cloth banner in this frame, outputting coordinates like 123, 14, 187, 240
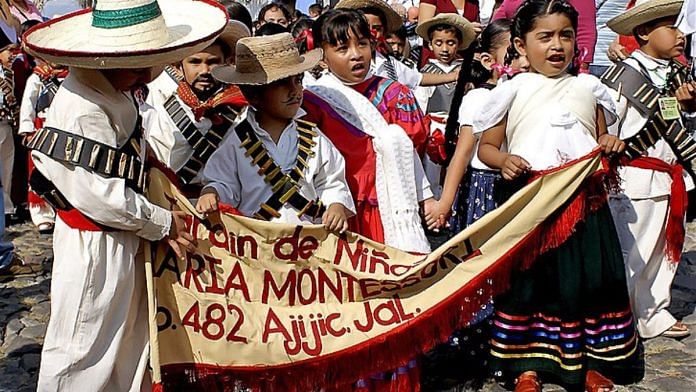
145, 150, 608, 391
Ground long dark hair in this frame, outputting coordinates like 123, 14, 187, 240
506, 0, 579, 71
443, 20, 511, 164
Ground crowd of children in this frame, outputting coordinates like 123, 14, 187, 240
1, 0, 696, 391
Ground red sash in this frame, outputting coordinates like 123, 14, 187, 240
627, 157, 687, 263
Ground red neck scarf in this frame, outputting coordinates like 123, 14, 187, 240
33, 64, 68, 81
176, 81, 248, 120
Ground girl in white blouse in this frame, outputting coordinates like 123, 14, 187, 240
473, 1, 642, 392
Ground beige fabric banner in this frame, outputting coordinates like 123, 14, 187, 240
146, 151, 605, 388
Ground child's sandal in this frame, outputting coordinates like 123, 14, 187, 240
585, 370, 614, 392
514, 371, 541, 392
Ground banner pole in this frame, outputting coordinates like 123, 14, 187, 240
144, 240, 163, 387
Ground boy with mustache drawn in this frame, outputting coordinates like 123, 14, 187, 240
197, 33, 355, 233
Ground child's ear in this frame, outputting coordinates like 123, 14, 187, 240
635, 25, 650, 43
428, 40, 434, 51
479, 52, 494, 70
513, 37, 527, 58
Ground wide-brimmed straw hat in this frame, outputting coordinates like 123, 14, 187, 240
23, 0, 229, 69
218, 20, 250, 52
416, 13, 477, 50
336, 0, 404, 33
607, 0, 683, 36
212, 33, 322, 85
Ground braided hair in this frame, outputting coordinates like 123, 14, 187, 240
443, 20, 512, 164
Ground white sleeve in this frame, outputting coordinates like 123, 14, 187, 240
458, 89, 489, 130
579, 73, 618, 127
394, 59, 423, 90
31, 113, 172, 241
414, 85, 434, 113
414, 149, 433, 201
312, 131, 356, 215
18, 74, 41, 135
472, 80, 517, 133
143, 102, 176, 167
200, 130, 242, 207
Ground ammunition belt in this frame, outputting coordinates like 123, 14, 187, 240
601, 60, 696, 170
26, 126, 146, 193
601, 60, 686, 117
163, 95, 237, 184
233, 118, 325, 221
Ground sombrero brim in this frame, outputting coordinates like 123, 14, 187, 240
416, 14, 477, 50
218, 20, 251, 52
211, 49, 322, 85
23, 0, 228, 69
607, 0, 683, 36
336, 0, 403, 33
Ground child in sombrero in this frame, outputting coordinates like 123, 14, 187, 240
197, 33, 355, 232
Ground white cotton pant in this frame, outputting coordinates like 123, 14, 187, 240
0, 121, 14, 214
609, 195, 678, 338
29, 202, 55, 226
38, 218, 151, 392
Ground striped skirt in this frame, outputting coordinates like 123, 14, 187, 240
489, 204, 642, 387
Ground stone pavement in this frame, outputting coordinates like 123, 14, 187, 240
1, 222, 696, 392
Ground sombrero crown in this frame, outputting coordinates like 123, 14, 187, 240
212, 33, 322, 85
23, 0, 228, 69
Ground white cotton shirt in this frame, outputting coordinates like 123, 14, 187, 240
147, 70, 179, 108
18, 72, 42, 135
31, 68, 172, 240
473, 72, 617, 170
373, 51, 423, 90
202, 107, 356, 224
144, 93, 219, 184
458, 87, 499, 170
607, 50, 695, 199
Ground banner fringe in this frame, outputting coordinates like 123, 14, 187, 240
158, 158, 612, 392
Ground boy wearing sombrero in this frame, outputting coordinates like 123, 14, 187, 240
414, 13, 475, 202
603, 0, 696, 339
335, 0, 460, 90
21, 0, 227, 389
196, 33, 355, 231
145, 20, 250, 195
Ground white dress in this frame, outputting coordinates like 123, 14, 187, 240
473, 72, 617, 170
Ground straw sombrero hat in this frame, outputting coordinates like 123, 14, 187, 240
23, 0, 228, 69
416, 13, 477, 50
212, 33, 322, 85
336, 0, 403, 33
607, 0, 683, 36
218, 19, 250, 52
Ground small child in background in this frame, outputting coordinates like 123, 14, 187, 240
290, 17, 326, 84
426, 19, 526, 233
414, 13, 476, 199
198, 34, 355, 231
385, 26, 417, 69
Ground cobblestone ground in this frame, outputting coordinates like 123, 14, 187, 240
1, 222, 696, 391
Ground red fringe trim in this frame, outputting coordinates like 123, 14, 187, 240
158, 158, 612, 392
